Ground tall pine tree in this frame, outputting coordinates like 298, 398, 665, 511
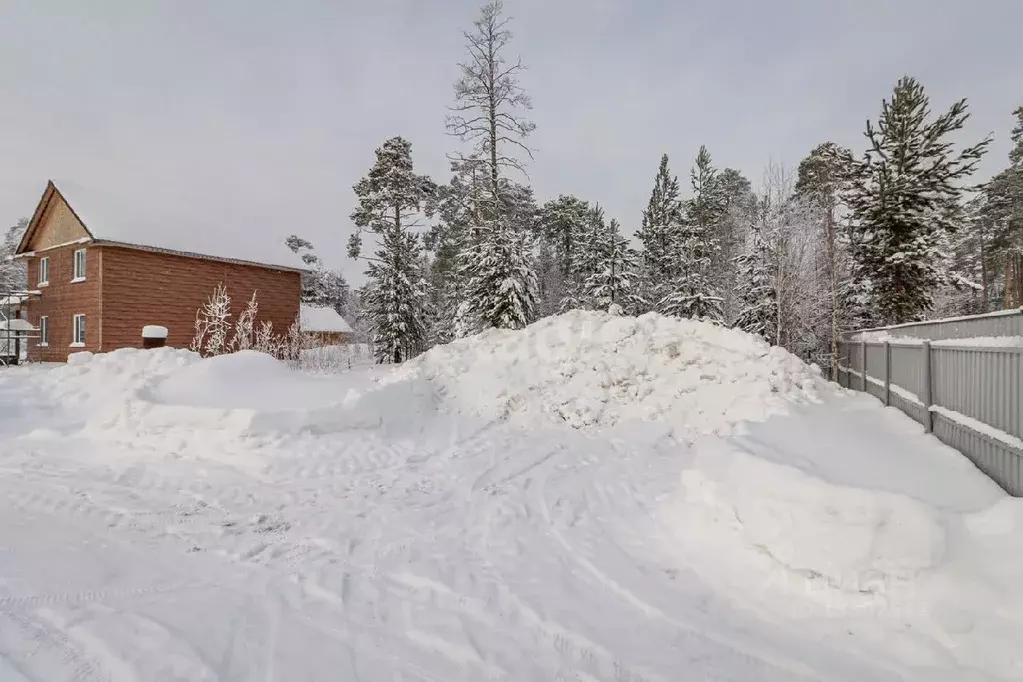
636, 154, 684, 310
732, 203, 777, 341
446, 0, 538, 333
659, 146, 724, 323
794, 141, 851, 377
348, 136, 437, 363
584, 218, 640, 312
841, 77, 989, 324
982, 106, 1023, 307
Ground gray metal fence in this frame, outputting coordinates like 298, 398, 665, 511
838, 308, 1023, 496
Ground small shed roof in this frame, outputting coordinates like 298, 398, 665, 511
300, 305, 353, 333
0, 318, 37, 332
18, 181, 307, 272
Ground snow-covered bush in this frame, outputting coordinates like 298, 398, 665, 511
190, 284, 299, 362
190, 283, 231, 356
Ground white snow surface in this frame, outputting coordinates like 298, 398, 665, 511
397, 310, 829, 438
1, 311, 1022, 681
300, 304, 354, 333
141, 324, 169, 339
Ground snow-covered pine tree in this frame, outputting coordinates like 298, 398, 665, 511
981, 106, 1023, 307
793, 142, 852, 378
284, 234, 350, 315
636, 154, 683, 310
711, 168, 754, 319
684, 145, 724, 269
0, 218, 28, 293
732, 204, 777, 342
537, 195, 591, 312
841, 77, 990, 324
584, 218, 640, 312
446, 0, 539, 333
348, 136, 437, 363
427, 158, 486, 344
659, 147, 725, 323
558, 204, 606, 310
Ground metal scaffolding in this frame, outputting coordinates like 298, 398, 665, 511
0, 289, 40, 367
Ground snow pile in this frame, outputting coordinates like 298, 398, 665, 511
398, 310, 828, 437
45, 347, 200, 408
38, 348, 381, 439
299, 343, 374, 374
663, 430, 1023, 677
152, 350, 351, 410
671, 439, 946, 591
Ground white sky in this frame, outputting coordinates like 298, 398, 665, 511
2, 0, 1020, 284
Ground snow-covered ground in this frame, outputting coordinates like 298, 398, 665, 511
0, 311, 1020, 681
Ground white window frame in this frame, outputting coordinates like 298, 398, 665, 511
71, 314, 86, 347
71, 249, 87, 282
39, 316, 49, 347
38, 257, 49, 286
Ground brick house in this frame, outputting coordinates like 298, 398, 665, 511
14, 181, 304, 362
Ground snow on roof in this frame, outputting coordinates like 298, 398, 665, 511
0, 318, 37, 332
0, 294, 29, 307
300, 305, 353, 333
51, 180, 306, 272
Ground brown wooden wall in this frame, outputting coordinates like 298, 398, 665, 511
99, 246, 301, 354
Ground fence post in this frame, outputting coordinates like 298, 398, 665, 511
884, 341, 891, 406
861, 341, 868, 392
921, 340, 932, 432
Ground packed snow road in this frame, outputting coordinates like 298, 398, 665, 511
0, 312, 1021, 681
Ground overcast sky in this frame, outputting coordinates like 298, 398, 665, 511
2, 0, 1021, 283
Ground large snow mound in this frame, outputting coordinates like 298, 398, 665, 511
663, 434, 1023, 678
37, 348, 384, 439
152, 350, 348, 410
398, 310, 829, 437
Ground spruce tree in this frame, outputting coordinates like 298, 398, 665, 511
732, 208, 777, 341
0, 218, 28, 293
659, 146, 725, 323
711, 168, 754, 318
636, 154, 684, 310
348, 136, 437, 363
536, 195, 591, 312
982, 106, 1023, 307
446, 0, 538, 332
841, 77, 989, 323
584, 218, 640, 312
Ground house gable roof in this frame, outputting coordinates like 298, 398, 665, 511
17, 180, 307, 273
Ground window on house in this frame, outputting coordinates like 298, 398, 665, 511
38, 257, 49, 285
39, 316, 49, 346
72, 249, 87, 281
72, 314, 86, 347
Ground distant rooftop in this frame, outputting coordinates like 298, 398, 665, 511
300, 304, 353, 334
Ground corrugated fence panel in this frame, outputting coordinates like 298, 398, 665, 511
865, 343, 887, 381
841, 310, 1021, 496
890, 392, 926, 426
932, 411, 1023, 496
856, 308, 1023, 340
889, 345, 922, 399
931, 347, 1022, 440
848, 343, 862, 375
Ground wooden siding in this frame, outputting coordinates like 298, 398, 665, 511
26, 195, 90, 251
99, 246, 301, 352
